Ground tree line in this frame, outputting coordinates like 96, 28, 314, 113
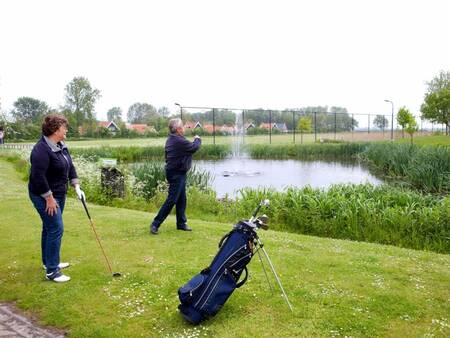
0, 71, 448, 141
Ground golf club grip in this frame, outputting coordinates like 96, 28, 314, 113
81, 197, 92, 220
252, 203, 262, 218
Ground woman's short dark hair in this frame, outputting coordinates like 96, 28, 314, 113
42, 114, 69, 136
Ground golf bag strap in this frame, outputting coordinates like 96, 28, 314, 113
218, 230, 235, 248
236, 267, 248, 288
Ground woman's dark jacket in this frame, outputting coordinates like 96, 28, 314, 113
28, 136, 78, 199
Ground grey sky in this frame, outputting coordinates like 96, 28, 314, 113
0, 0, 449, 122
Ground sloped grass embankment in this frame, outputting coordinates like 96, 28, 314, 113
0, 159, 449, 337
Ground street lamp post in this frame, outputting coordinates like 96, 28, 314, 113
175, 103, 182, 121
384, 99, 394, 140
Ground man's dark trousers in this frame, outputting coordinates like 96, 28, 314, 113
152, 170, 187, 229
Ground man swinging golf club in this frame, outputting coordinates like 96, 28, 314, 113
150, 118, 201, 234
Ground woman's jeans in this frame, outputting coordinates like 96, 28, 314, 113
29, 192, 66, 274
151, 170, 187, 229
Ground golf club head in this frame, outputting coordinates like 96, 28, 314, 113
259, 222, 269, 230
259, 214, 269, 224
112, 272, 121, 277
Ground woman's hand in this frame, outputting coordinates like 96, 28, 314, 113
45, 195, 58, 216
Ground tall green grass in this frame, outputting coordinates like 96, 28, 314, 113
131, 162, 213, 200
235, 184, 450, 253
70, 144, 231, 162
361, 143, 450, 193
247, 142, 368, 159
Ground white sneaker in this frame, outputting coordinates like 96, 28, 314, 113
45, 271, 71, 283
43, 262, 70, 270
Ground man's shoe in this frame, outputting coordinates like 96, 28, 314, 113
45, 271, 71, 283
177, 225, 192, 231
150, 225, 158, 235
43, 262, 70, 270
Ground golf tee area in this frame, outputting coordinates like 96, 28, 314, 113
0, 158, 449, 337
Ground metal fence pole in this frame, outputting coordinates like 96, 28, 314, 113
269, 110, 272, 144
292, 111, 296, 143
242, 110, 245, 144
314, 112, 317, 142
368, 114, 370, 134
212, 108, 216, 145
334, 112, 337, 140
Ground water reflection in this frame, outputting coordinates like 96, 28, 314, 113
195, 158, 382, 198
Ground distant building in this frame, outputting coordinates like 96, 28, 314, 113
244, 122, 255, 130
98, 121, 120, 133
126, 123, 156, 134
184, 121, 202, 130
259, 122, 288, 133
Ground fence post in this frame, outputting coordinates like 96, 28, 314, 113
292, 111, 296, 143
368, 114, 370, 134
314, 112, 317, 142
269, 110, 272, 144
212, 108, 216, 145
334, 112, 337, 140
242, 110, 245, 144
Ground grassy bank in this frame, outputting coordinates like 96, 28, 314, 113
361, 143, 450, 194
4, 152, 449, 254
70, 144, 231, 162
0, 159, 449, 337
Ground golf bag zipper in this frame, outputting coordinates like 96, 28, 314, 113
229, 252, 252, 269
194, 244, 247, 308
199, 269, 228, 310
199, 253, 253, 309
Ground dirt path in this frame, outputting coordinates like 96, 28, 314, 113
0, 303, 66, 337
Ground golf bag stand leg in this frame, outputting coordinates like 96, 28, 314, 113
256, 248, 274, 294
257, 238, 294, 312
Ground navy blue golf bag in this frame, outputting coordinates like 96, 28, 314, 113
178, 221, 257, 324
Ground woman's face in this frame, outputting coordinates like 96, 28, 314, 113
54, 124, 68, 142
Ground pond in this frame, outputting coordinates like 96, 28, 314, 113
194, 158, 382, 198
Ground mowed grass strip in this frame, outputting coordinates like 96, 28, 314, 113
0, 159, 449, 337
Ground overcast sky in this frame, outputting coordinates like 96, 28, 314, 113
0, 0, 449, 122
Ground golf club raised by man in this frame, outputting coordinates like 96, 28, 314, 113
150, 118, 201, 234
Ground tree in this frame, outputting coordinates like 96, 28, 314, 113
11, 97, 50, 124
127, 102, 157, 124
297, 116, 312, 144
421, 71, 450, 135
107, 107, 122, 122
421, 88, 450, 135
64, 76, 101, 127
405, 116, 419, 144
397, 107, 412, 138
373, 115, 389, 133
157, 106, 170, 118
425, 70, 450, 94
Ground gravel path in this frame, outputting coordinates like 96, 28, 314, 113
0, 303, 66, 337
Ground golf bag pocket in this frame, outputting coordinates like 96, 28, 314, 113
199, 268, 237, 315
178, 271, 208, 305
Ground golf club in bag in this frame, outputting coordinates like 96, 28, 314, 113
80, 196, 121, 278
177, 199, 293, 325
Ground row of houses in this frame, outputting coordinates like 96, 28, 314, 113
93, 120, 289, 135
184, 121, 289, 133
95, 121, 156, 134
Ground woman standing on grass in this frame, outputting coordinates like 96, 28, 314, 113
28, 114, 85, 283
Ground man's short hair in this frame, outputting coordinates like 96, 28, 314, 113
168, 118, 183, 134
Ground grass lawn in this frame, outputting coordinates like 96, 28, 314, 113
395, 134, 450, 147
3, 132, 448, 148
0, 159, 449, 337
